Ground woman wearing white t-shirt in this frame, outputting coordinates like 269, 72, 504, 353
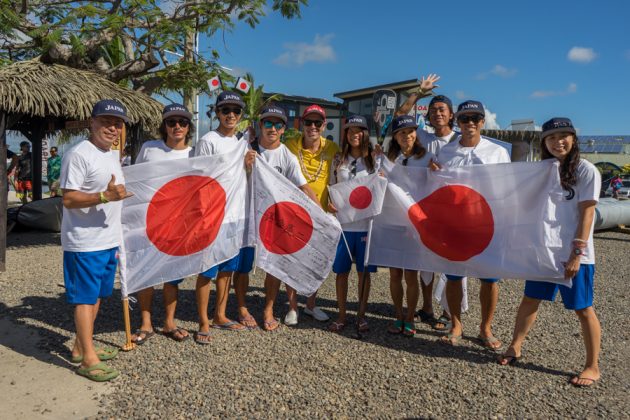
327, 115, 377, 333
384, 115, 435, 337
131, 104, 194, 344
499, 118, 602, 388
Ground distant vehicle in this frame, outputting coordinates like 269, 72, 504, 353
606, 177, 630, 198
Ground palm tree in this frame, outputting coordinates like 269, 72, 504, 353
238, 72, 282, 131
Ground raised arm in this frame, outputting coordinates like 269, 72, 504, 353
395, 73, 441, 116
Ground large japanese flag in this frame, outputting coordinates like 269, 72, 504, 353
253, 158, 342, 295
368, 159, 573, 286
328, 173, 388, 224
119, 142, 248, 296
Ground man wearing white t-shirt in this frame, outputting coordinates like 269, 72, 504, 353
248, 104, 319, 331
60, 99, 133, 381
434, 100, 511, 348
131, 104, 195, 345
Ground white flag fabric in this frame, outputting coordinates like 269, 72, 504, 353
368, 159, 573, 285
207, 75, 222, 91
234, 77, 251, 94
119, 142, 248, 296
253, 158, 342, 295
328, 173, 388, 224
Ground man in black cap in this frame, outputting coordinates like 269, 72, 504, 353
60, 99, 133, 381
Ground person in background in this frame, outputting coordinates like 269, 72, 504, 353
8, 141, 33, 204
47, 146, 62, 197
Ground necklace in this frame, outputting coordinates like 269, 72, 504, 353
298, 148, 325, 182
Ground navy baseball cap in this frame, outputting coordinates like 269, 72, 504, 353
392, 115, 418, 134
541, 117, 576, 139
91, 99, 130, 122
163, 103, 192, 120
216, 91, 245, 108
456, 100, 485, 118
429, 95, 453, 112
345, 115, 368, 130
259, 104, 287, 123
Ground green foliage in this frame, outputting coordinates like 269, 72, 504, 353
237, 72, 283, 131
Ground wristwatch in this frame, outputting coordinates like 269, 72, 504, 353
573, 248, 584, 256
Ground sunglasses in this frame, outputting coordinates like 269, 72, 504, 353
457, 114, 484, 124
350, 159, 357, 177
165, 119, 190, 128
263, 120, 285, 130
219, 107, 242, 116
303, 119, 324, 128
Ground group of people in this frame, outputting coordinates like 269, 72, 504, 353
6, 141, 61, 202
60, 78, 601, 388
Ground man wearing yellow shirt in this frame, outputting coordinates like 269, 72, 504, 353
284, 104, 340, 325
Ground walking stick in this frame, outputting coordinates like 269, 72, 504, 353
121, 297, 136, 351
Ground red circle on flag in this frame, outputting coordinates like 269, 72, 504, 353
407, 185, 494, 261
260, 202, 313, 255
146, 175, 226, 256
239, 82, 247, 90
349, 186, 372, 210
211, 79, 219, 86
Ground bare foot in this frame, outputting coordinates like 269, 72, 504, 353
570, 367, 600, 387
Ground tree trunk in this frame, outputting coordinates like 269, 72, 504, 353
0, 112, 7, 272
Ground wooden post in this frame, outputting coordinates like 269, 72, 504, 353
120, 297, 136, 352
0, 112, 7, 272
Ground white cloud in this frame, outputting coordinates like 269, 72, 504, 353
567, 46, 597, 63
273, 34, 336, 67
530, 82, 578, 99
483, 107, 500, 130
476, 64, 517, 80
455, 90, 467, 100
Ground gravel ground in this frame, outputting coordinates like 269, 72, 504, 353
1, 230, 629, 418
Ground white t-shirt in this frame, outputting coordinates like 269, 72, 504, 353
195, 130, 242, 157
60, 140, 124, 252
136, 140, 193, 163
438, 136, 511, 167
393, 150, 436, 168
418, 129, 457, 156
331, 156, 375, 232
257, 143, 307, 188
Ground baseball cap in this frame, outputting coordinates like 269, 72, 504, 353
392, 115, 418, 134
302, 104, 326, 120
429, 95, 453, 112
345, 115, 368, 130
162, 103, 193, 120
91, 99, 130, 122
541, 117, 576, 140
216, 91, 245, 108
259, 104, 287, 123
455, 100, 485, 118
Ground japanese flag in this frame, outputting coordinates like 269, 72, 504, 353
328, 173, 388, 224
119, 142, 249, 296
234, 77, 251, 94
207, 75, 222, 91
368, 160, 573, 285
253, 158, 342, 295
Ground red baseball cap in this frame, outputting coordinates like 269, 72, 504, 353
302, 104, 326, 120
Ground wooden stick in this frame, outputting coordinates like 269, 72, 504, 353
120, 297, 136, 351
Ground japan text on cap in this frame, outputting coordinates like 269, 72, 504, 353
163, 103, 193, 120
345, 115, 368, 129
392, 115, 418, 133
91, 99, 130, 122
541, 117, 576, 139
259, 105, 288, 123
302, 104, 326, 119
216, 91, 245, 108
456, 100, 485, 118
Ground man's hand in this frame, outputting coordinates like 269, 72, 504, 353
419, 73, 440, 92
564, 254, 580, 280
104, 174, 133, 202
328, 201, 338, 213
244, 149, 257, 171
429, 159, 441, 172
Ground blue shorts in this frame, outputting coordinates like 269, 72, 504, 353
332, 231, 377, 274
446, 274, 499, 284
63, 248, 118, 305
200, 247, 255, 279
167, 279, 184, 286
524, 264, 594, 310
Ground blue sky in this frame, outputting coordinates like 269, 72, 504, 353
199, 0, 630, 135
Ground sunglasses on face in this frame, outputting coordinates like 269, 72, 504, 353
457, 114, 484, 124
219, 107, 242, 116
303, 119, 324, 128
263, 120, 285, 130
165, 119, 190, 128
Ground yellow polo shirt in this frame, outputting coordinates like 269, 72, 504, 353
285, 134, 339, 208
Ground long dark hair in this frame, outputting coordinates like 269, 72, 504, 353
341, 127, 375, 172
387, 129, 426, 162
159, 120, 195, 145
541, 133, 580, 195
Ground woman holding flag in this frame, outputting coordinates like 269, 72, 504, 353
327, 115, 377, 333
498, 118, 602, 388
385, 115, 435, 337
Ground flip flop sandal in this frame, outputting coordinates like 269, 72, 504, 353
212, 320, 246, 331
570, 376, 599, 388
415, 310, 436, 324
131, 329, 155, 345
357, 319, 369, 333
161, 327, 190, 342
328, 321, 346, 332
237, 315, 259, 330
402, 321, 416, 337
439, 333, 462, 346
478, 335, 502, 351
497, 353, 522, 366
388, 320, 404, 334
71, 346, 119, 364
432, 316, 452, 331
77, 362, 119, 382
263, 318, 280, 332
194, 331, 212, 345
